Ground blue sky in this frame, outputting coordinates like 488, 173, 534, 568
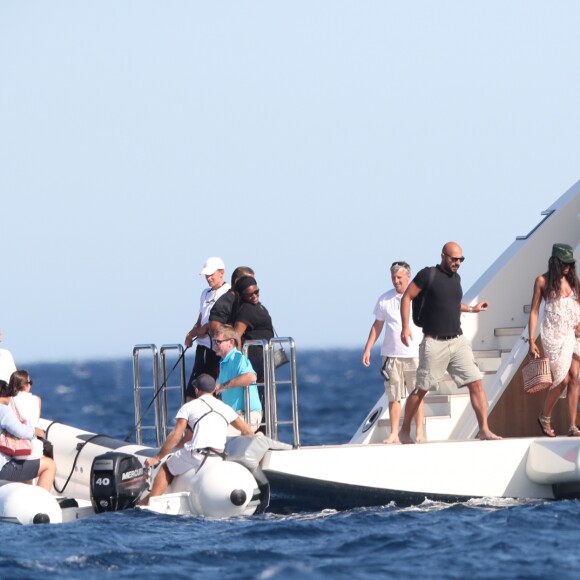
1, 2, 579, 362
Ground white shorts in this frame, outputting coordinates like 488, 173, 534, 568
382, 356, 418, 402
165, 448, 207, 476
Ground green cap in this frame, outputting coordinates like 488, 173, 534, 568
552, 243, 576, 264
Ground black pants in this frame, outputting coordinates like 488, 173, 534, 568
185, 344, 221, 399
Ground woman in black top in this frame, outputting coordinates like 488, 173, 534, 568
233, 276, 274, 385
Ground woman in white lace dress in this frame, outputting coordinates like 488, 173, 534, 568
528, 243, 580, 437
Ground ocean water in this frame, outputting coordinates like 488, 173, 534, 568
2, 349, 580, 579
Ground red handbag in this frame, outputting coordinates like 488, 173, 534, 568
0, 399, 33, 457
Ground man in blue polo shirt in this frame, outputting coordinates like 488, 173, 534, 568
213, 325, 262, 434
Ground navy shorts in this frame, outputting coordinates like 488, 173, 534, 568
0, 458, 40, 482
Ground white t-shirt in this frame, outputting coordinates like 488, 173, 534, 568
175, 394, 238, 452
373, 288, 421, 357
197, 283, 231, 348
0, 403, 35, 470
13, 391, 41, 427
9, 393, 43, 460
0, 349, 16, 382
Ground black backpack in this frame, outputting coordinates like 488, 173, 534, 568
411, 267, 436, 328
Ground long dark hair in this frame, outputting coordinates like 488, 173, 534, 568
543, 257, 580, 301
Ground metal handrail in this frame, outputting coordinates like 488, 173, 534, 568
240, 339, 267, 432
269, 337, 300, 447
159, 344, 187, 439
132, 344, 162, 446
242, 337, 300, 447
132, 336, 300, 448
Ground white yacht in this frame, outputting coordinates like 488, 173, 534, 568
3, 179, 580, 523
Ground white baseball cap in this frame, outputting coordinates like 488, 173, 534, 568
200, 257, 225, 275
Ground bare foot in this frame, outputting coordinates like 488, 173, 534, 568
383, 433, 400, 444
415, 433, 426, 443
399, 431, 416, 444
477, 429, 502, 441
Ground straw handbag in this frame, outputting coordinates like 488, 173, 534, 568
522, 357, 552, 394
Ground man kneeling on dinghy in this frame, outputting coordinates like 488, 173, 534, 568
141, 374, 256, 504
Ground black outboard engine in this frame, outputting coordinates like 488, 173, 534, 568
90, 451, 147, 513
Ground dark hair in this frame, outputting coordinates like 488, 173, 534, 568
0, 378, 17, 397
231, 266, 254, 286
8, 370, 30, 395
191, 373, 216, 393
544, 257, 580, 302
235, 276, 257, 295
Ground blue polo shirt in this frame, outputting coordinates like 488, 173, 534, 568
218, 348, 262, 412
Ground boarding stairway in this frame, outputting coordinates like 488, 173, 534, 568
351, 305, 533, 444
131, 337, 301, 448
421, 320, 528, 441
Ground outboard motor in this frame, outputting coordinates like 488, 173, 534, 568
90, 451, 147, 513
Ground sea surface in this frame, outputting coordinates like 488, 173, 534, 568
2, 348, 580, 579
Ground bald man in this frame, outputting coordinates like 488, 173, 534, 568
398, 241, 501, 443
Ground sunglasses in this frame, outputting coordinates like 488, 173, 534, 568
213, 338, 233, 345
243, 289, 260, 298
391, 261, 410, 269
443, 252, 465, 263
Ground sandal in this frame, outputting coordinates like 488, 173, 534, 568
538, 413, 556, 437
569, 426, 580, 437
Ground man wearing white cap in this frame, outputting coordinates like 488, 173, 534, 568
184, 257, 230, 399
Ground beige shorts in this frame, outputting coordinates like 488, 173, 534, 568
227, 410, 263, 436
415, 334, 481, 391
382, 356, 418, 402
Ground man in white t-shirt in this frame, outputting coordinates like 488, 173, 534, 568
362, 261, 425, 443
143, 373, 255, 503
184, 257, 231, 399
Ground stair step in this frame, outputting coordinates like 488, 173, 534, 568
376, 392, 471, 441
473, 349, 502, 358
377, 393, 470, 427
378, 413, 452, 428
494, 327, 525, 337
477, 357, 502, 373
424, 394, 452, 404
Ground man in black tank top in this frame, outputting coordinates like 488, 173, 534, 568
398, 241, 501, 443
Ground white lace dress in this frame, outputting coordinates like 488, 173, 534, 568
541, 293, 580, 390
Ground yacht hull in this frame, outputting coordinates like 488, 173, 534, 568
260, 437, 580, 512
